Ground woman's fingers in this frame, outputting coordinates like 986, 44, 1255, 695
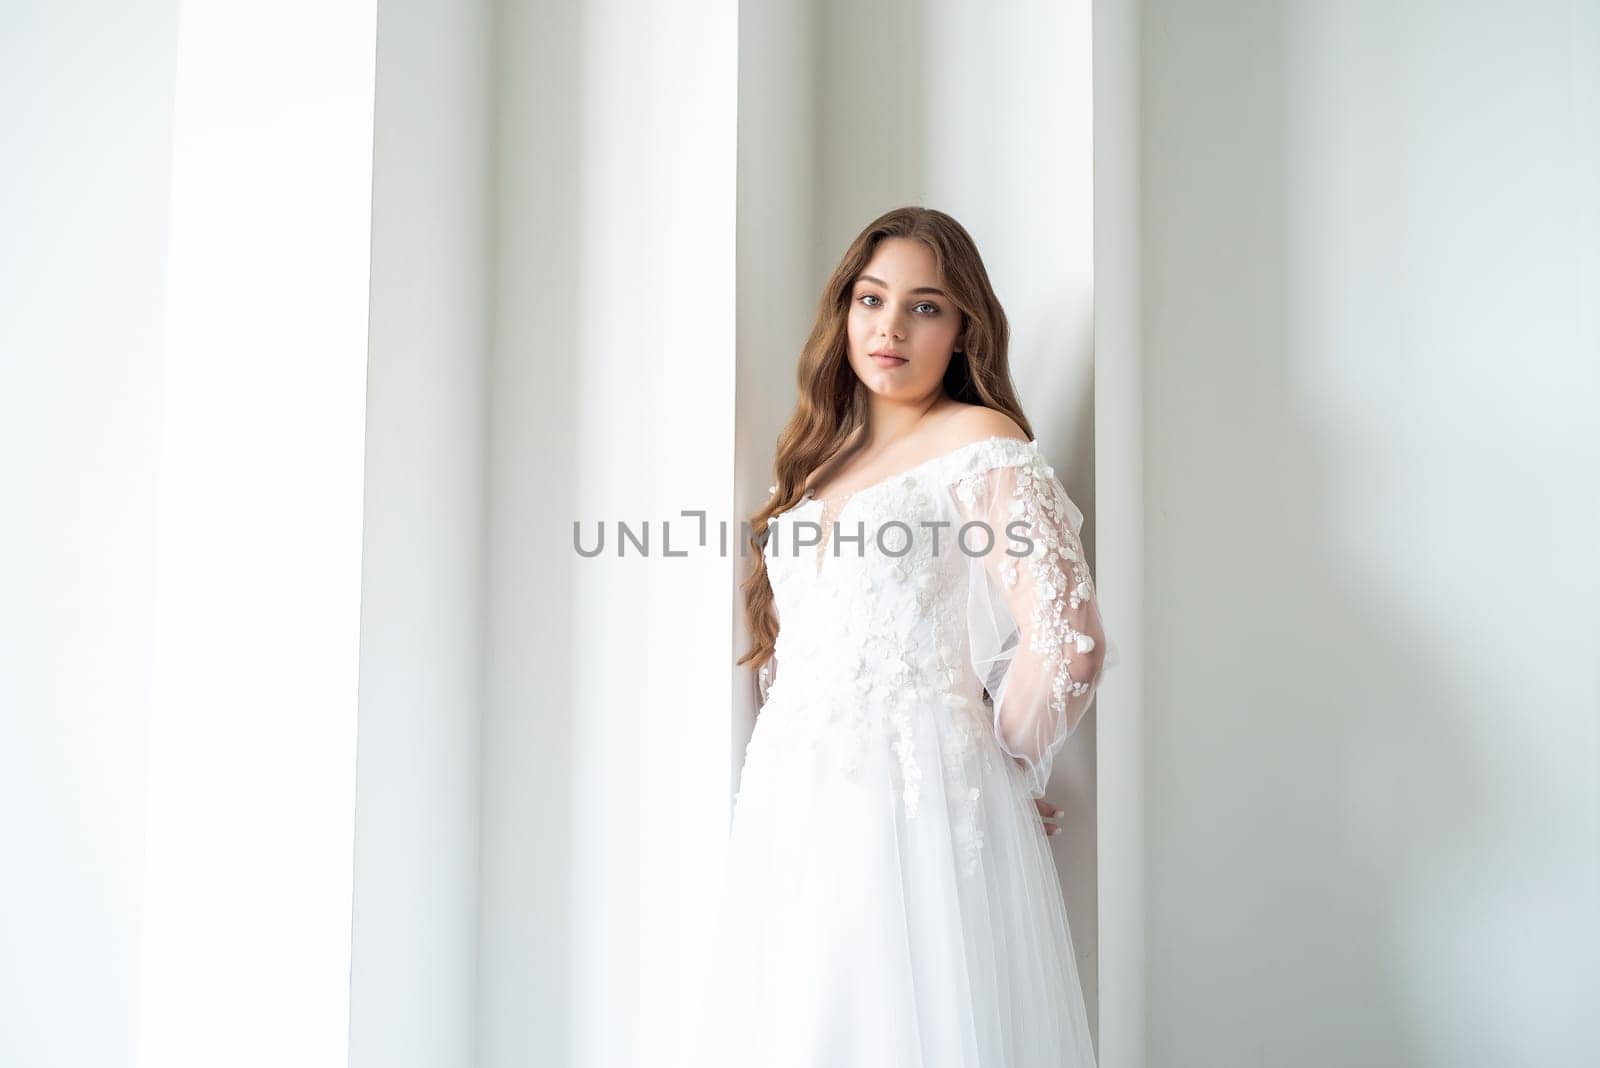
1033, 798, 1064, 836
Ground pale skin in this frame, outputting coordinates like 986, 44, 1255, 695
805, 236, 1065, 836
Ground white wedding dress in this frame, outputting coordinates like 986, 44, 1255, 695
713, 435, 1116, 1068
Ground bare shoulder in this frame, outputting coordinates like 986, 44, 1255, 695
935, 403, 1030, 449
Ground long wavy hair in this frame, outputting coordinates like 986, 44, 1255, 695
737, 206, 1033, 676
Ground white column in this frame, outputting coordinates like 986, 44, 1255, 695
477, 2, 740, 1066
346, 2, 493, 1067
0, 4, 179, 1066
137, 5, 376, 1066
1093, 0, 1147, 1064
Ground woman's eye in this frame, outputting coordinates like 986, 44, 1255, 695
856, 294, 940, 315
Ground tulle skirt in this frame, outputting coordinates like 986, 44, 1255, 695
710, 693, 1098, 1068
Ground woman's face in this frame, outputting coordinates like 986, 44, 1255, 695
845, 237, 964, 401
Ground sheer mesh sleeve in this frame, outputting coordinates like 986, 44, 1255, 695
949, 443, 1111, 800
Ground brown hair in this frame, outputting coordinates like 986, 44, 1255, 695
737, 206, 1032, 674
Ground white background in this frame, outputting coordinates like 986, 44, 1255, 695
1135, 2, 1599, 1065
3, 2, 1595, 1067
2, 4, 178, 1065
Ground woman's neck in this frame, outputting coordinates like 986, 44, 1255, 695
861, 391, 952, 450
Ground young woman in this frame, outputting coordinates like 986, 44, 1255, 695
718, 206, 1113, 1066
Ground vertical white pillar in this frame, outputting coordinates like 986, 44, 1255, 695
0, 5, 179, 1066
346, 2, 493, 1067
1093, 0, 1147, 1063
137, 5, 377, 1066
478, 2, 739, 1066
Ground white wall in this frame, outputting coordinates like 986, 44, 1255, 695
1140, 2, 1600, 1065
1092, 0, 1148, 1063
0, 4, 178, 1065
477, 2, 739, 1066
347, 2, 493, 1067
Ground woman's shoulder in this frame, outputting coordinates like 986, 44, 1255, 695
929, 405, 1041, 485
932, 403, 1029, 451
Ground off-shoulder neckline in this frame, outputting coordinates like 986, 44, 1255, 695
802, 433, 1037, 508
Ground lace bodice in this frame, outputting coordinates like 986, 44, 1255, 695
753, 435, 1111, 804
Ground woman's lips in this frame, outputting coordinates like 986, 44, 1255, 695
870, 353, 909, 368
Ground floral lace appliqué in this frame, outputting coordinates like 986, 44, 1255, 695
745, 436, 1095, 842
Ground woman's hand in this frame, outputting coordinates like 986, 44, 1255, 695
1034, 798, 1063, 837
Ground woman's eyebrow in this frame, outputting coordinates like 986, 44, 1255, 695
856, 274, 948, 298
